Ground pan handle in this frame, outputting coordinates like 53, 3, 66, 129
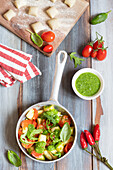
49, 51, 67, 103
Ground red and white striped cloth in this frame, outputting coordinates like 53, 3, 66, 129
0, 44, 42, 87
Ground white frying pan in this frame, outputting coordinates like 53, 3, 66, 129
16, 51, 77, 163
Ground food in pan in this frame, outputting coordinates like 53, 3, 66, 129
18, 105, 75, 161
3, 9, 16, 21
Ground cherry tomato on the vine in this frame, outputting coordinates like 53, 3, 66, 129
93, 40, 104, 50
43, 45, 53, 53
41, 31, 55, 42
96, 49, 107, 61
91, 50, 97, 58
82, 45, 93, 58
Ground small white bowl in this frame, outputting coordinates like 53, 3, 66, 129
72, 68, 104, 100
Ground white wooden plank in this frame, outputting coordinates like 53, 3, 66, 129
91, 0, 113, 169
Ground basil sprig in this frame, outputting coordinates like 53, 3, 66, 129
8, 150, 22, 167
20, 124, 43, 144
27, 124, 43, 140
60, 122, 71, 142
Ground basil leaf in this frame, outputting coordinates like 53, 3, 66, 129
60, 122, 71, 142
31, 33, 43, 47
27, 129, 43, 140
7, 150, 22, 167
35, 141, 46, 153
26, 29, 43, 47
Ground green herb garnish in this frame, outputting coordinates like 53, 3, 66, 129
7, 150, 22, 167
26, 29, 43, 47
91, 10, 111, 25
60, 122, 71, 142
35, 141, 46, 154
70, 52, 84, 68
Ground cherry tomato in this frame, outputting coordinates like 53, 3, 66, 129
96, 49, 107, 61
37, 124, 44, 130
21, 120, 32, 128
90, 50, 97, 58
22, 139, 34, 149
31, 150, 43, 159
82, 45, 93, 57
64, 142, 73, 153
18, 127, 23, 139
59, 115, 71, 128
41, 31, 55, 42
33, 108, 38, 120
93, 40, 104, 50
32, 120, 37, 128
43, 45, 53, 53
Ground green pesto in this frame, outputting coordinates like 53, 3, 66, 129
75, 72, 101, 96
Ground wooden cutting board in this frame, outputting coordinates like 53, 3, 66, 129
0, 0, 89, 57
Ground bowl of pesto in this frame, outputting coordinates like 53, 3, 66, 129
72, 68, 104, 100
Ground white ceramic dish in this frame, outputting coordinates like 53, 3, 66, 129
16, 51, 77, 163
72, 68, 104, 100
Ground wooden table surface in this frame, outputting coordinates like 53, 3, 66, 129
0, 0, 113, 170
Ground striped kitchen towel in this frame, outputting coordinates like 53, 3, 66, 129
0, 44, 42, 87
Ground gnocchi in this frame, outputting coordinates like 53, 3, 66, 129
31, 22, 44, 33
64, 0, 76, 7
14, 0, 27, 9
46, 6, 59, 18
47, 18, 60, 30
3, 9, 16, 21
28, 6, 38, 17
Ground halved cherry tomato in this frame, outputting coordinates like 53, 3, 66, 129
43, 45, 53, 53
93, 40, 104, 50
64, 142, 73, 153
90, 50, 97, 58
33, 108, 38, 120
37, 124, 44, 130
33, 120, 37, 128
59, 115, 71, 127
31, 150, 43, 159
21, 120, 32, 128
41, 31, 55, 42
82, 45, 93, 58
18, 127, 23, 139
22, 139, 34, 149
96, 49, 107, 61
